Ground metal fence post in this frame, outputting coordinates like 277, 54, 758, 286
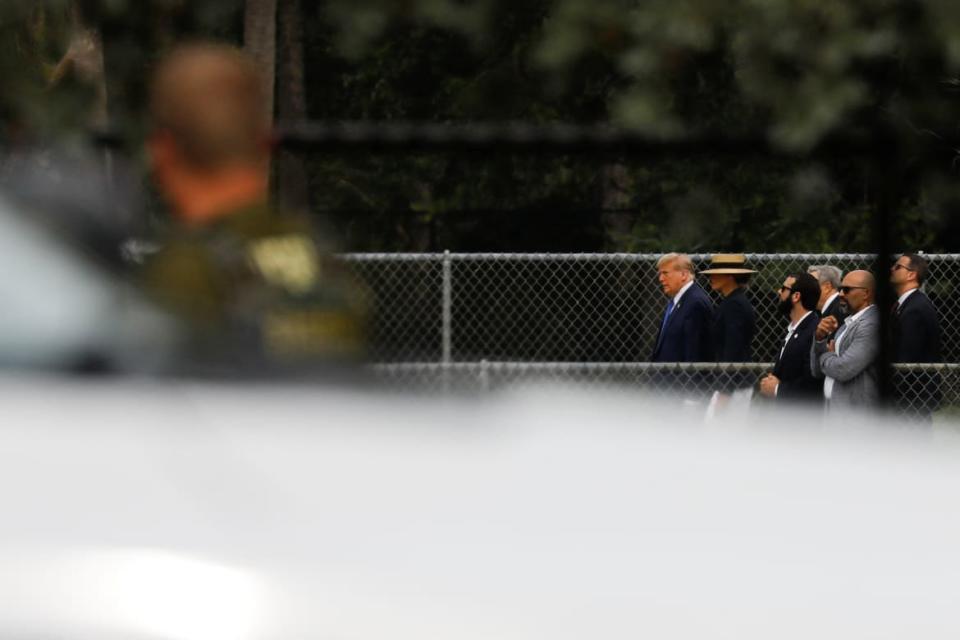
442, 250, 453, 392
480, 359, 490, 392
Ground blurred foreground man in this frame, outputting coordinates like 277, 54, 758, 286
889, 253, 942, 421
759, 272, 821, 403
811, 270, 879, 410
142, 44, 366, 370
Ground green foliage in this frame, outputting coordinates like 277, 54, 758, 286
0, 3, 74, 135
313, 0, 960, 252
5, 0, 960, 253
0, 0, 243, 143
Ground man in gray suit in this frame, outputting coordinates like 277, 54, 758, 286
811, 270, 879, 409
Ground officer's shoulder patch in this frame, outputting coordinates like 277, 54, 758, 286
246, 234, 320, 295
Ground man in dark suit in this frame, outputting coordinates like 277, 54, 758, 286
651, 253, 713, 363
808, 264, 846, 329
889, 253, 942, 419
759, 272, 821, 403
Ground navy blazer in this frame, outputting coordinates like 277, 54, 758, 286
822, 294, 847, 329
891, 289, 941, 363
890, 289, 942, 416
772, 311, 820, 402
651, 283, 714, 362
712, 287, 755, 362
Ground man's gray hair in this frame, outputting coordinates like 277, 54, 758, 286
657, 252, 695, 274
807, 264, 842, 290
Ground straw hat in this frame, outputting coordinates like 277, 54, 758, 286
700, 253, 758, 275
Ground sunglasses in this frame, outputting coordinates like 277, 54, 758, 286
778, 285, 794, 293
892, 263, 915, 272
839, 285, 868, 294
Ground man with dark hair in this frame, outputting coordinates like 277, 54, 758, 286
759, 272, 821, 402
890, 253, 942, 419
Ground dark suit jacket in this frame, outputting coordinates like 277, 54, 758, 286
822, 294, 847, 329
891, 289, 941, 363
890, 289, 942, 415
651, 283, 714, 362
712, 287, 755, 362
772, 311, 820, 402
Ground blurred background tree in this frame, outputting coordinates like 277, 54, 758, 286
3, 0, 960, 252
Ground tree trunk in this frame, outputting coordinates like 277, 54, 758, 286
51, 4, 108, 129
601, 163, 634, 250
244, 0, 277, 125
276, 0, 309, 212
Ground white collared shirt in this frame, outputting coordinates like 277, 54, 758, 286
673, 280, 695, 307
821, 291, 840, 315
897, 287, 918, 308
780, 310, 814, 360
774, 310, 814, 397
823, 304, 875, 399
843, 304, 874, 329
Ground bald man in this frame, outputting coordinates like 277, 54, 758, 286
142, 43, 366, 367
147, 43, 271, 226
810, 270, 880, 410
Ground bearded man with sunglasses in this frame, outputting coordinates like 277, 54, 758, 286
811, 270, 880, 410
758, 272, 821, 402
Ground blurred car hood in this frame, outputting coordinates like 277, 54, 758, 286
2, 376, 960, 639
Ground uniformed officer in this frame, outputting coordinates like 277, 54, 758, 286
142, 43, 366, 370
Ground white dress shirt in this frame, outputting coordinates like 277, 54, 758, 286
774, 310, 814, 397
821, 291, 840, 315
896, 287, 918, 308
673, 280, 695, 307
780, 311, 814, 360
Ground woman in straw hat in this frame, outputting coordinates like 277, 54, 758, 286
701, 254, 757, 398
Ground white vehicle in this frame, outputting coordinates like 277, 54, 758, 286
0, 185, 175, 372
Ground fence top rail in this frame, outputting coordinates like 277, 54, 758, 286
370, 361, 960, 371
371, 361, 775, 371
341, 253, 960, 262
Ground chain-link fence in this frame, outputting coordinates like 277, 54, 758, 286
344, 253, 960, 417
345, 253, 960, 362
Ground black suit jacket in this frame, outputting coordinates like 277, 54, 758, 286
772, 311, 820, 402
822, 294, 847, 329
651, 283, 714, 362
891, 289, 941, 363
890, 289, 942, 415
712, 287, 755, 362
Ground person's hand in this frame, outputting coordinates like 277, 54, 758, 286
816, 316, 838, 340
826, 339, 836, 353
759, 374, 779, 398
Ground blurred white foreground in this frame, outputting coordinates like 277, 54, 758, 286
2, 375, 960, 640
